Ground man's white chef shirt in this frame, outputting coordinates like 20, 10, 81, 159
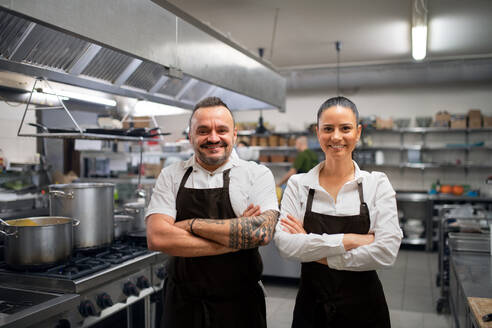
274, 161, 403, 271
146, 153, 279, 220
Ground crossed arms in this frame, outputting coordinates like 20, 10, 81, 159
147, 205, 279, 257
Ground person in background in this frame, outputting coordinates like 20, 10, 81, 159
146, 96, 279, 328
274, 96, 402, 328
277, 136, 318, 187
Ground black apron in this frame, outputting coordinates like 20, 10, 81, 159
292, 182, 390, 328
162, 166, 266, 328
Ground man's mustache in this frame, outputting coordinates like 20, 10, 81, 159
200, 141, 228, 148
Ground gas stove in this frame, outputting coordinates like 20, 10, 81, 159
0, 239, 168, 328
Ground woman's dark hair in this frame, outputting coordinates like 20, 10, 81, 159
317, 96, 359, 126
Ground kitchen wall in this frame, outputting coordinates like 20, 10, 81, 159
0, 100, 37, 164
156, 82, 492, 192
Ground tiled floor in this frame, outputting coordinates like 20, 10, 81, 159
263, 250, 452, 328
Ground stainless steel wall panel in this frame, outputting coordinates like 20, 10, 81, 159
157, 75, 191, 98
81, 48, 134, 83
1, 0, 285, 111
179, 80, 210, 103
124, 61, 167, 92
0, 11, 31, 59
11, 24, 89, 71
176, 18, 285, 111
2, 0, 178, 70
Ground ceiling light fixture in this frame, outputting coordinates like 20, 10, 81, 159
412, 0, 428, 61
133, 100, 189, 117
33, 88, 116, 107
57, 90, 117, 107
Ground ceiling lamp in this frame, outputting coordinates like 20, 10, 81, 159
133, 100, 189, 117
412, 0, 428, 61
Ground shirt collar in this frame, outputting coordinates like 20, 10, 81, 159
299, 160, 364, 191
183, 148, 241, 173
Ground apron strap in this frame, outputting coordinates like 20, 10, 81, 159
357, 182, 364, 204
357, 182, 370, 217
222, 168, 231, 190
306, 188, 315, 213
179, 166, 194, 190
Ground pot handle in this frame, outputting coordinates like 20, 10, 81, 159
0, 227, 17, 237
72, 219, 80, 226
49, 190, 75, 199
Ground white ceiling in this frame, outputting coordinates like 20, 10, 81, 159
166, 0, 492, 69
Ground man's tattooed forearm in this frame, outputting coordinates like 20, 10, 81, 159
228, 210, 279, 249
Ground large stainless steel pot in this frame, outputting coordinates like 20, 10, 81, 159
0, 217, 79, 269
49, 183, 115, 250
124, 201, 146, 232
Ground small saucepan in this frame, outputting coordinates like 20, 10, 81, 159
114, 215, 134, 240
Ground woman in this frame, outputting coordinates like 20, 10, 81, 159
274, 96, 402, 328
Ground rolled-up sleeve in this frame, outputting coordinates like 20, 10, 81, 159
249, 165, 279, 213
326, 173, 403, 271
274, 176, 345, 262
145, 167, 178, 220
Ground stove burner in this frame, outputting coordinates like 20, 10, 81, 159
0, 240, 150, 280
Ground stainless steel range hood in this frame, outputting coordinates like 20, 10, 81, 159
0, 0, 286, 112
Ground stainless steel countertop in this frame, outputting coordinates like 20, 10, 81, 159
450, 251, 492, 298
396, 192, 492, 202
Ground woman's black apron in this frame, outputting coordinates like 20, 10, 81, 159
162, 167, 266, 328
292, 182, 390, 328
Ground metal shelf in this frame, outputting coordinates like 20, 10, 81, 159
358, 145, 492, 151
19, 132, 156, 142
364, 127, 492, 134
250, 146, 296, 151
260, 162, 292, 167
361, 163, 492, 169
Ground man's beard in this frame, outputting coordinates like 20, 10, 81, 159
195, 141, 230, 167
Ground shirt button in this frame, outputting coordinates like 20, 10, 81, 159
209, 173, 213, 176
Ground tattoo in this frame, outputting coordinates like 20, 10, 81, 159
229, 210, 279, 249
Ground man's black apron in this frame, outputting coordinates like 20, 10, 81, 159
162, 167, 266, 328
292, 182, 390, 328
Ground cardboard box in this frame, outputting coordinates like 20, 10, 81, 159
468, 109, 482, 120
434, 111, 451, 127
450, 114, 467, 129
468, 118, 482, 129
258, 154, 270, 162
122, 117, 150, 129
484, 116, 492, 128
376, 117, 393, 130
270, 154, 286, 162
268, 135, 279, 147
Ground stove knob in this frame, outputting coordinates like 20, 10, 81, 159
123, 281, 139, 296
156, 267, 167, 280
79, 300, 97, 317
55, 319, 71, 328
97, 292, 114, 309
137, 276, 150, 289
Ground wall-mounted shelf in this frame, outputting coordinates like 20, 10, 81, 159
260, 162, 292, 168
363, 163, 492, 170
364, 127, 492, 133
19, 132, 156, 142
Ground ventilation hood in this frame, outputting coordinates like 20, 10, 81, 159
0, 1, 286, 112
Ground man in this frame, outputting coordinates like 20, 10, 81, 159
277, 136, 318, 187
146, 97, 279, 328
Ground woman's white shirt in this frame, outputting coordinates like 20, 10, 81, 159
274, 161, 403, 271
